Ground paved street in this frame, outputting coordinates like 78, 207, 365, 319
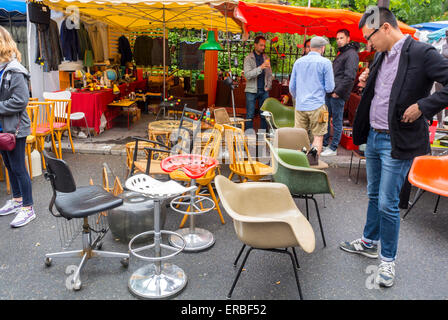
0, 152, 447, 300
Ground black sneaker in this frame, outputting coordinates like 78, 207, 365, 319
339, 238, 379, 258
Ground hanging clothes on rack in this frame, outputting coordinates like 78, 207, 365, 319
178, 41, 204, 70
60, 18, 80, 61
97, 22, 109, 61
4, 24, 28, 70
118, 35, 132, 66
35, 19, 63, 72
77, 22, 94, 67
151, 37, 170, 66
133, 35, 152, 66
86, 23, 104, 62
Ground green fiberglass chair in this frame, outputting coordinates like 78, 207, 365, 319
267, 140, 334, 247
260, 97, 295, 129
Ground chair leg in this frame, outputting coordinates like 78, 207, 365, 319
434, 195, 441, 214
82, 116, 93, 142
179, 186, 201, 228
208, 183, 225, 224
233, 244, 247, 267
67, 127, 76, 153
291, 247, 300, 269
55, 131, 63, 160
227, 247, 253, 299
310, 196, 327, 247
5, 167, 11, 195
26, 143, 32, 180
402, 189, 426, 220
37, 137, 46, 170
285, 248, 303, 300
305, 197, 309, 220
91, 250, 129, 259
349, 151, 353, 177
50, 133, 60, 159
356, 158, 361, 184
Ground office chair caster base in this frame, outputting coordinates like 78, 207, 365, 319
72, 279, 82, 291
128, 263, 187, 299
121, 258, 129, 268
44, 257, 52, 267
169, 228, 215, 252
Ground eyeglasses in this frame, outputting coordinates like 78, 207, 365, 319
365, 24, 383, 42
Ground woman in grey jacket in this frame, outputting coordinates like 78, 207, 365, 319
0, 26, 35, 228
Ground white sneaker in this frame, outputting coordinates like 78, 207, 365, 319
375, 261, 395, 287
10, 206, 36, 228
0, 199, 22, 216
320, 148, 337, 156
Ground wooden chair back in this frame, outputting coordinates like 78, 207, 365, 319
44, 99, 71, 125
26, 105, 39, 137
223, 124, 257, 175
28, 101, 55, 131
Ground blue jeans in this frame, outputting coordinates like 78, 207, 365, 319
323, 96, 345, 151
245, 89, 269, 130
0, 137, 33, 206
361, 129, 412, 262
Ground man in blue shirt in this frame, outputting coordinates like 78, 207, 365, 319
289, 36, 335, 154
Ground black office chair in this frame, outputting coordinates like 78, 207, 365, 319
42, 151, 130, 291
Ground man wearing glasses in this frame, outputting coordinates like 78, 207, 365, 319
340, 7, 448, 287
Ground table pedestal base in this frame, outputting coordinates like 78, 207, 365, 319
128, 263, 187, 299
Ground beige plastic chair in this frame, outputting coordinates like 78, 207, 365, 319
274, 127, 329, 169
214, 175, 315, 300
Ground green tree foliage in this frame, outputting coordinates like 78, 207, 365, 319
287, 0, 447, 25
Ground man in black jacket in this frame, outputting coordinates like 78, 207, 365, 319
339, 7, 448, 288
322, 29, 359, 156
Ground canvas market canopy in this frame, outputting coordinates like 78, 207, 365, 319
1, 0, 27, 25
41, 0, 241, 32
234, 2, 416, 43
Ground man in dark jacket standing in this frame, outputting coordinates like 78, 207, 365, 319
339, 7, 448, 288
321, 29, 359, 156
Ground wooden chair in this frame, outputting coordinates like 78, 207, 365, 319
129, 107, 203, 178
44, 98, 75, 158
28, 101, 59, 168
169, 123, 226, 228
213, 107, 247, 131
126, 139, 169, 177
25, 104, 39, 179
223, 124, 272, 182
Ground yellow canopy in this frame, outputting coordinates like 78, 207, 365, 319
42, 0, 241, 32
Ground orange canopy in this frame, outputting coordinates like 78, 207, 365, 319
235, 2, 416, 43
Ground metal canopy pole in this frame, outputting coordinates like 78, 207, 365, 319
224, 3, 236, 119
163, 4, 166, 99
377, 0, 390, 8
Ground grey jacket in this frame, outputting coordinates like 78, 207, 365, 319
0, 59, 30, 139
243, 51, 272, 93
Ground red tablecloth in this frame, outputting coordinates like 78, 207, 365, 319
71, 89, 119, 134
70, 80, 147, 134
